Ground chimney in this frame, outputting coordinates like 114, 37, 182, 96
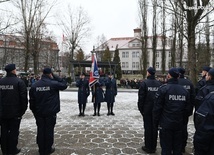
133, 28, 141, 38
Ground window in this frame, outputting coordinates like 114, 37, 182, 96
136, 62, 139, 69
168, 61, 171, 68
126, 62, 129, 68
132, 62, 136, 68
156, 51, 159, 57
122, 62, 125, 68
126, 52, 129, 58
136, 51, 139, 57
132, 44, 135, 47
132, 52, 135, 58
169, 51, 171, 57
156, 62, 160, 69
122, 52, 125, 58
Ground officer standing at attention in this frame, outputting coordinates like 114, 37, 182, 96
105, 72, 117, 116
138, 67, 162, 154
29, 68, 67, 155
195, 66, 211, 94
76, 72, 90, 116
193, 91, 214, 155
0, 64, 28, 155
194, 68, 214, 128
153, 67, 191, 155
91, 79, 104, 116
177, 67, 195, 153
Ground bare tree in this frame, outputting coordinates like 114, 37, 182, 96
58, 5, 91, 80
138, 0, 148, 78
12, 0, 57, 73
177, 0, 213, 84
152, 0, 158, 68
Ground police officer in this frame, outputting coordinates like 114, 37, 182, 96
177, 67, 195, 153
194, 68, 214, 128
76, 72, 90, 116
153, 67, 191, 155
91, 79, 104, 116
138, 67, 162, 153
195, 66, 211, 94
0, 64, 28, 155
193, 91, 214, 155
105, 72, 117, 116
29, 68, 67, 155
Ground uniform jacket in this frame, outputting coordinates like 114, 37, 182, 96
91, 81, 104, 104
138, 75, 162, 115
76, 78, 90, 104
178, 75, 195, 116
194, 91, 214, 155
195, 76, 206, 94
195, 80, 214, 111
105, 77, 117, 103
29, 74, 67, 117
0, 73, 28, 118
153, 78, 191, 130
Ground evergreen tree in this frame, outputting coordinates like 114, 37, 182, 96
113, 47, 122, 80
102, 46, 111, 73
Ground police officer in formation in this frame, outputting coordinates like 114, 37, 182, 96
76, 72, 90, 116
105, 72, 117, 116
177, 67, 195, 153
91, 79, 105, 116
195, 66, 211, 93
194, 68, 214, 126
0, 64, 28, 155
29, 67, 67, 155
193, 90, 214, 155
153, 67, 191, 155
138, 67, 162, 154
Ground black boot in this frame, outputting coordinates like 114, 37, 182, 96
97, 102, 101, 116
78, 104, 82, 116
93, 103, 97, 116
110, 102, 115, 115
107, 102, 111, 116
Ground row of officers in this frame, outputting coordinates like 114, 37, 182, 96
0, 63, 118, 155
75, 72, 117, 117
138, 66, 214, 155
0, 62, 213, 155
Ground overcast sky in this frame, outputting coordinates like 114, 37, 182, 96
55, 0, 140, 53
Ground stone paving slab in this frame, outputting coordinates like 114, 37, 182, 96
4, 91, 195, 155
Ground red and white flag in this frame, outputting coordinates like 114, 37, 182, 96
89, 53, 99, 87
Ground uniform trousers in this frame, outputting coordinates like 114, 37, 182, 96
1, 117, 21, 154
160, 128, 182, 155
143, 114, 157, 151
35, 115, 56, 155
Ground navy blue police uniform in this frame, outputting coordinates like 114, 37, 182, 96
177, 67, 195, 152
153, 68, 191, 155
105, 73, 117, 115
91, 79, 104, 116
29, 68, 67, 155
195, 66, 211, 94
0, 64, 28, 155
194, 91, 214, 155
194, 69, 214, 129
76, 73, 90, 116
138, 67, 162, 153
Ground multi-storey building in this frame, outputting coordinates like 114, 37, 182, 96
0, 34, 59, 72
96, 28, 188, 74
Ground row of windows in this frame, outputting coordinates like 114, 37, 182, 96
121, 61, 172, 70
122, 51, 140, 58
122, 51, 171, 58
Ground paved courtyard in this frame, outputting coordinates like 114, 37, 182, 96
8, 89, 194, 155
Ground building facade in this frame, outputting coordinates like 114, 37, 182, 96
0, 34, 59, 72
96, 28, 188, 74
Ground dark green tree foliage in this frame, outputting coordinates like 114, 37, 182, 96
102, 46, 111, 73
113, 47, 122, 79
74, 48, 85, 74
